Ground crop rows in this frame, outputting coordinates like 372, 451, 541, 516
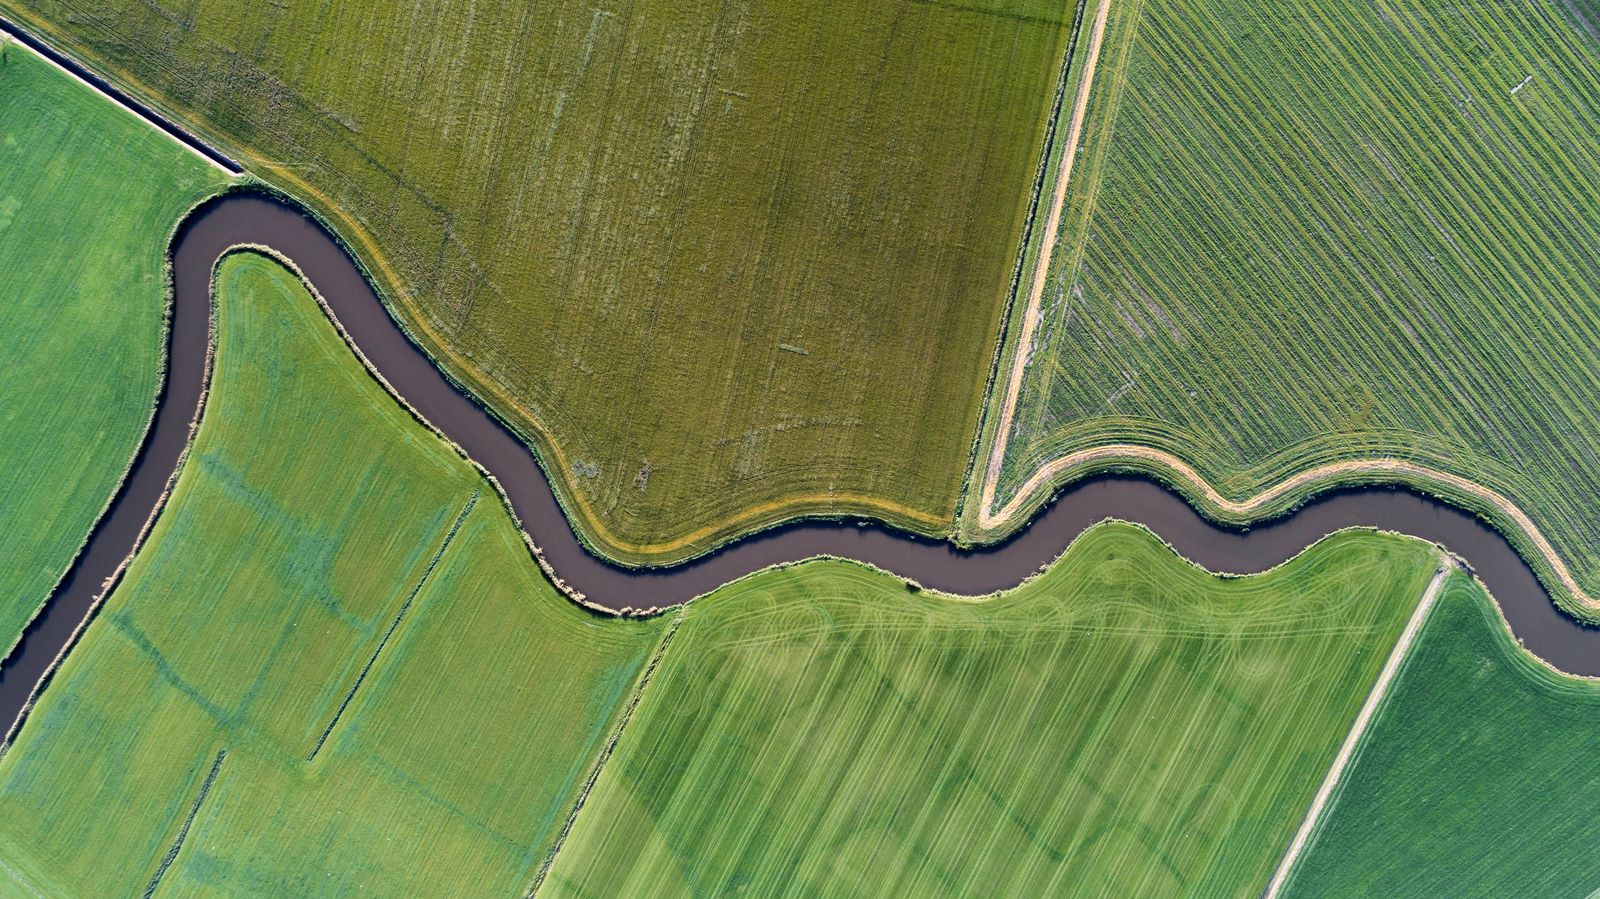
0, 250, 1447, 897
995, 0, 1600, 596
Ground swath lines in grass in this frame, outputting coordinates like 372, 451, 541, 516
307, 492, 479, 763
143, 748, 226, 899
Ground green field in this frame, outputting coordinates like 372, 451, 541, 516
1, 0, 1073, 564
980, 0, 1600, 600
0, 253, 667, 896
0, 42, 228, 656
542, 525, 1440, 897
1283, 572, 1600, 896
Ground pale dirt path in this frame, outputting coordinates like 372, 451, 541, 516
1262, 560, 1456, 898
979, 0, 1113, 518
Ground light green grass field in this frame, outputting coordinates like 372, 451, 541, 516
1, 0, 1073, 564
0, 253, 667, 896
541, 524, 1440, 897
1283, 572, 1600, 896
0, 42, 228, 656
982, 0, 1600, 601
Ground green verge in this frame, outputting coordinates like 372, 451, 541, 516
982, 0, 1600, 600
541, 524, 1439, 897
0, 42, 228, 655
0, 253, 666, 897
1283, 572, 1600, 896
0, 0, 1072, 565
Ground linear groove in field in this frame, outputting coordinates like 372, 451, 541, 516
527, 610, 685, 899
307, 492, 479, 762
143, 748, 226, 899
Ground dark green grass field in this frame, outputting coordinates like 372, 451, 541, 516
987, 0, 1600, 598
0, 43, 228, 656
543, 526, 1438, 897
1284, 572, 1600, 896
1, 0, 1072, 564
0, 254, 667, 895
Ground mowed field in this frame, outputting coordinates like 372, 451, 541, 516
0, 43, 227, 655
1, 0, 1073, 564
985, 0, 1600, 599
542, 525, 1440, 897
1284, 573, 1600, 896
0, 254, 668, 896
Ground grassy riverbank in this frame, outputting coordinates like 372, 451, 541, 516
542, 525, 1439, 897
980, 0, 1600, 601
1282, 573, 1600, 895
0, 254, 667, 896
1, 0, 1072, 564
0, 42, 228, 656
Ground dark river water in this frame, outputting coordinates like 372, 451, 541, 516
3, 191, 1596, 746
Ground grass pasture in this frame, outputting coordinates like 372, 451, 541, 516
0, 42, 228, 655
0, 253, 667, 896
541, 524, 1440, 897
1, 0, 1074, 563
1283, 573, 1600, 897
984, 0, 1600, 601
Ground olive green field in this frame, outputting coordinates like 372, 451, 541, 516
0, 249, 1446, 895
0, 0, 1075, 565
1283, 572, 1600, 897
0, 42, 229, 657
981, 0, 1600, 605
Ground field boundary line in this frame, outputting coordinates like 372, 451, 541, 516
976, 0, 1112, 521
143, 748, 227, 898
526, 611, 684, 898
1262, 560, 1454, 899
0, 20, 237, 173
307, 492, 478, 762
955, 0, 1091, 521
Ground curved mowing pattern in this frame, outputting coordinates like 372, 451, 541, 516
2, 189, 1598, 749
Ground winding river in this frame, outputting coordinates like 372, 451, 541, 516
2, 190, 1598, 746
0, 100, 1597, 752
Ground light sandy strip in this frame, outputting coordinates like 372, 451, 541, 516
980, 444, 1600, 614
1262, 559, 1455, 899
979, 0, 1113, 517
1, 32, 231, 173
